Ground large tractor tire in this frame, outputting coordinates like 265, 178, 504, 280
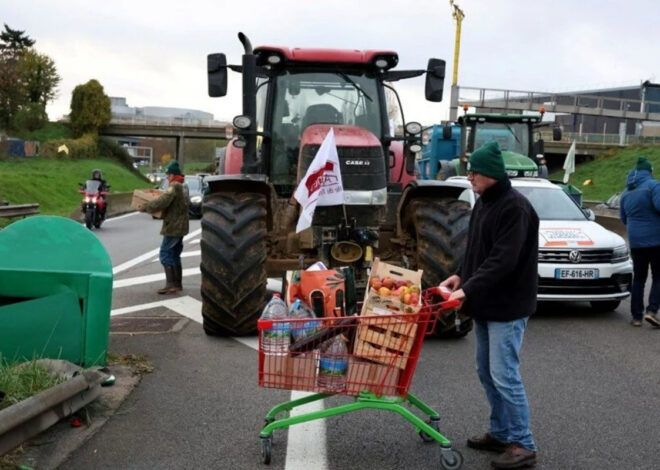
405, 197, 473, 338
200, 192, 268, 336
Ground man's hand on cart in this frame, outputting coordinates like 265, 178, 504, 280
439, 274, 465, 303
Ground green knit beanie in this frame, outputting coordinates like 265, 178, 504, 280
468, 141, 506, 180
635, 156, 653, 172
165, 160, 182, 175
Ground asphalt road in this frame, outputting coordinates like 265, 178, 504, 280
58, 212, 660, 470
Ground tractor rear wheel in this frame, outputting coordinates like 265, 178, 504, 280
200, 192, 268, 336
406, 197, 472, 338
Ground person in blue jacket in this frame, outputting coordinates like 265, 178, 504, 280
620, 156, 660, 327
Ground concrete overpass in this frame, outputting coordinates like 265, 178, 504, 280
100, 116, 230, 168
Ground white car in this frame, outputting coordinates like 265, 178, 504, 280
447, 176, 633, 312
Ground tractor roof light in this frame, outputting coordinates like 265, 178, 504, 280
405, 121, 422, 135
266, 54, 282, 65
233, 137, 247, 149
374, 58, 389, 68
410, 143, 422, 153
233, 115, 252, 129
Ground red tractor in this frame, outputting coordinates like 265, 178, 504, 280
202, 33, 472, 337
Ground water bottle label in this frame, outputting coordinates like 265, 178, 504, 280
291, 320, 321, 341
265, 322, 290, 339
319, 357, 348, 376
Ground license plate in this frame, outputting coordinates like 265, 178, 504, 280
555, 268, 599, 279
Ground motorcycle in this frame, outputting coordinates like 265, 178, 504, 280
78, 180, 109, 229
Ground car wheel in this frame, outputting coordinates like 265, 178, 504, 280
590, 300, 621, 313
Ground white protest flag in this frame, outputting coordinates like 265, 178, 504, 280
293, 128, 344, 233
563, 140, 576, 184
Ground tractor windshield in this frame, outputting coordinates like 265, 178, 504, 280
471, 122, 530, 156
269, 70, 382, 185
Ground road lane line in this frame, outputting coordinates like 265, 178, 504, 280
285, 391, 328, 470
189, 238, 200, 245
110, 295, 327, 469
112, 229, 201, 275
113, 267, 201, 288
151, 250, 201, 262
105, 212, 140, 222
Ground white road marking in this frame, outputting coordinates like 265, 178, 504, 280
151, 250, 201, 263
285, 391, 328, 470
189, 238, 200, 245
113, 267, 201, 288
106, 212, 140, 222
112, 228, 201, 275
110, 294, 327, 470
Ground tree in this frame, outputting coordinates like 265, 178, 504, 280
69, 79, 111, 137
0, 24, 34, 55
19, 49, 60, 105
12, 102, 47, 131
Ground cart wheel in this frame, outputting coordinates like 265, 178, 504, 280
419, 418, 440, 443
440, 449, 463, 470
261, 436, 272, 465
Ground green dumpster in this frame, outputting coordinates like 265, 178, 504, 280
0, 216, 113, 367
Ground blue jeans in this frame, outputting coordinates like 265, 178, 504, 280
159, 236, 183, 267
474, 318, 536, 451
630, 246, 660, 320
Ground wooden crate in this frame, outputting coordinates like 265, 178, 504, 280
131, 189, 164, 218
354, 315, 418, 370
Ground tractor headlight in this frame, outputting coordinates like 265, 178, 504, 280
91, 197, 97, 204
84, 197, 91, 203
233, 137, 247, 148
409, 143, 422, 153
266, 54, 282, 65
405, 122, 422, 135
190, 196, 202, 204
612, 244, 629, 263
233, 115, 252, 129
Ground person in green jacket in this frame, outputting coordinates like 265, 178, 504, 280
139, 160, 189, 294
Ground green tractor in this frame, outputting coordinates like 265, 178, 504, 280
433, 113, 562, 180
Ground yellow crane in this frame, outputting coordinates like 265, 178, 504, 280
449, 0, 465, 87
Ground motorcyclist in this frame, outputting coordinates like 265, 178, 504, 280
83, 169, 110, 218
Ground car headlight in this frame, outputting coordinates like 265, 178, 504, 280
190, 196, 202, 204
612, 244, 629, 263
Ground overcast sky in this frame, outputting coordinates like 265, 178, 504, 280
4, 0, 659, 124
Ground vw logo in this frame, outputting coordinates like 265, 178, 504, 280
569, 250, 582, 264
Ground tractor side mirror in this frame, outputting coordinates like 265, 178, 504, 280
552, 126, 562, 141
208, 53, 228, 97
425, 58, 446, 102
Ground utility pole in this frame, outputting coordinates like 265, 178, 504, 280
449, 0, 465, 121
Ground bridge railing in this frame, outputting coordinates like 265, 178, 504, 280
109, 116, 229, 128
538, 130, 660, 146
457, 86, 660, 120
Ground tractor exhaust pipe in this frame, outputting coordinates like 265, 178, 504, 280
238, 32, 259, 173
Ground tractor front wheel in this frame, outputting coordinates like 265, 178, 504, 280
200, 192, 268, 336
405, 197, 473, 338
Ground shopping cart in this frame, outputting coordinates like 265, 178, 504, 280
257, 287, 464, 469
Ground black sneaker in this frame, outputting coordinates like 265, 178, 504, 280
467, 433, 509, 453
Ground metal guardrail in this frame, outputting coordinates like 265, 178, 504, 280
0, 203, 40, 218
457, 86, 660, 122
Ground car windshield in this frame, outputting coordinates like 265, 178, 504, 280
269, 70, 383, 185
185, 177, 202, 193
515, 186, 587, 221
471, 122, 529, 156
85, 180, 101, 193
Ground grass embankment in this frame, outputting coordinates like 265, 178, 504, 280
550, 145, 660, 201
0, 158, 152, 219
0, 360, 63, 411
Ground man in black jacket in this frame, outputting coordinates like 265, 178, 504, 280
441, 141, 539, 469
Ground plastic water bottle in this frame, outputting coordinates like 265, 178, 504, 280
317, 335, 348, 391
289, 298, 322, 343
261, 293, 290, 355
